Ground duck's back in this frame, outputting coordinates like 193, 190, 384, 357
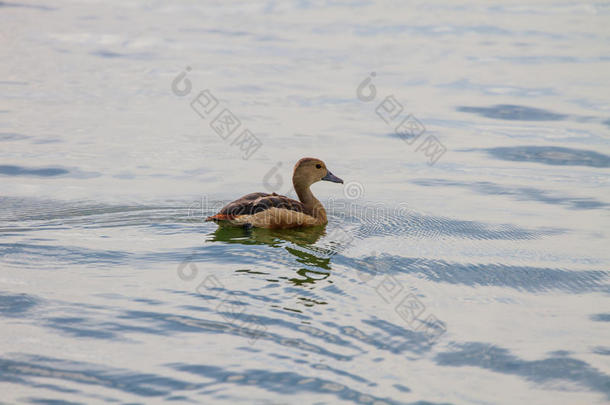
205, 192, 314, 228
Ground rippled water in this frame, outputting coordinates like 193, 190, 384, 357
2, 1, 610, 404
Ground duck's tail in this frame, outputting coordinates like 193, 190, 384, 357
205, 214, 234, 222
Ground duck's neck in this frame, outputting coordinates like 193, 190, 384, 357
294, 181, 327, 224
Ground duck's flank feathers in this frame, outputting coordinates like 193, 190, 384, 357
205, 192, 307, 221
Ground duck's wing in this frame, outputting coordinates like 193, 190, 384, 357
248, 194, 306, 215
207, 192, 305, 221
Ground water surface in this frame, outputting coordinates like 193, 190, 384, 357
1, 1, 610, 404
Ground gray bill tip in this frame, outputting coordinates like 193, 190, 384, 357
322, 171, 343, 184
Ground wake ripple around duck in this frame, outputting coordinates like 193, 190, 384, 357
328, 201, 561, 243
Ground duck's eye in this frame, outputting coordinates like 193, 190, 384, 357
316, 164, 322, 169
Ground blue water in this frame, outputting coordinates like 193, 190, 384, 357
1, 1, 610, 404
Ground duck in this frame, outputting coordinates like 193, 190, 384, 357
205, 157, 343, 229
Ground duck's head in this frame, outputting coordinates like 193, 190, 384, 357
293, 157, 343, 188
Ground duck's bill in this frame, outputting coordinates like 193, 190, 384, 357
322, 171, 344, 184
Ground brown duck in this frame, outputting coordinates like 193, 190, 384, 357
206, 157, 343, 229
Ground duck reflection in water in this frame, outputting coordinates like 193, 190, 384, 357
207, 224, 344, 286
